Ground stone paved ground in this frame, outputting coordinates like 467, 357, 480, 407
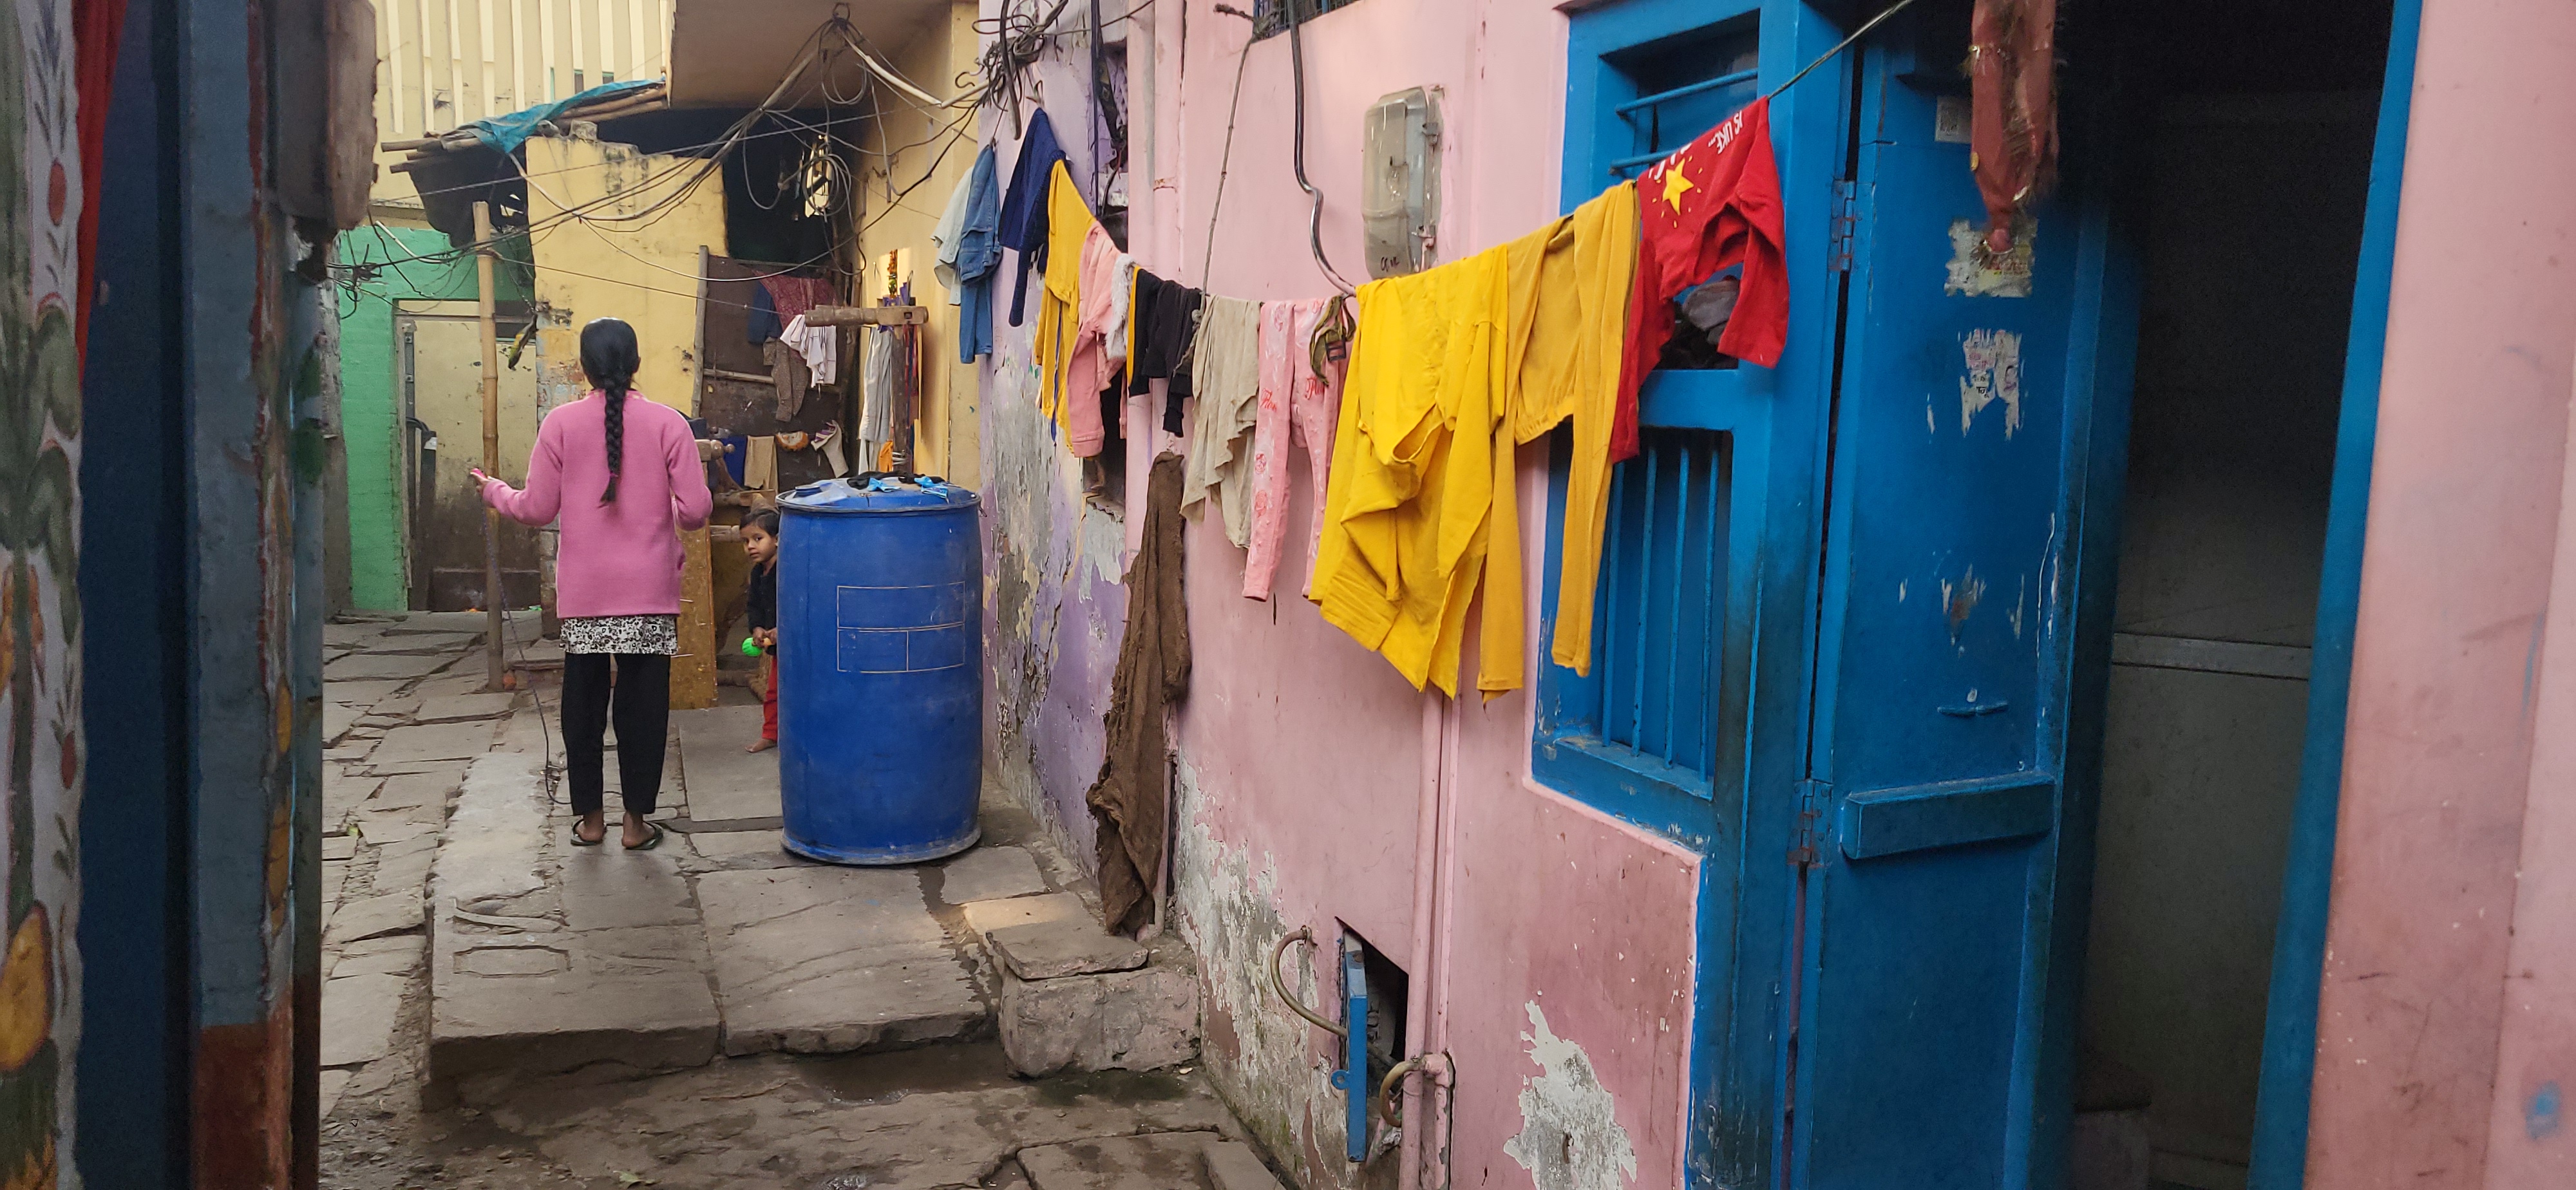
317, 614, 1272, 1190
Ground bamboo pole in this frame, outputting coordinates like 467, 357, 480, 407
475, 201, 507, 691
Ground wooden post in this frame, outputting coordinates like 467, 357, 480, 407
670, 244, 716, 710
475, 201, 507, 692
672, 527, 717, 709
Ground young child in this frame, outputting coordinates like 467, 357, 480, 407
743, 508, 781, 752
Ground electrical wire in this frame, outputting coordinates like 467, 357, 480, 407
1766, 0, 1925, 101
497, 594, 561, 804
364, 21, 854, 268
401, 118, 866, 205
372, 14, 989, 276
1197, 8, 1260, 292
1282, 0, 1357, 296
345, 10, 1001, 316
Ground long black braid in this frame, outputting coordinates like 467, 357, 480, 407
580, 317, 643, 504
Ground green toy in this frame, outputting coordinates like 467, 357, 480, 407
741, 637, 762, 657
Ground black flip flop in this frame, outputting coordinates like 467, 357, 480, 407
569, 824, 605, 847
624, 821, 667, 851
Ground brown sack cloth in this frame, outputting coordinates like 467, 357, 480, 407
1087, 455, 1191, 936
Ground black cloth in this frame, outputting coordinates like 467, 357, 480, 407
747, 284, 781, 344
1085, 456, 1191, 936
1126, 269, 1204, 435
747, 560, 777, 634
561, 652, 672, 818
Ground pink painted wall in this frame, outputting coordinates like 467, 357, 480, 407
977, 0, 1705, 1187
2309, 0, 2576, 1184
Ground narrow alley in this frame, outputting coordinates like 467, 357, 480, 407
314, 617, 1269, 1189
33, 0, 2576, 1185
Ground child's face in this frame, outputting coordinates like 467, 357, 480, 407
745, 524, 777, 566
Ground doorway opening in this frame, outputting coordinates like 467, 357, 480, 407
395, 301, 541, 612
2073, 5, 2394, 1187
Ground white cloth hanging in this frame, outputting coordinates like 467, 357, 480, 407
857, 325, 898, 468
781, 314, 838, 385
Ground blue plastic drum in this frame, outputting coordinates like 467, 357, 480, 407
775, 475, 983, 864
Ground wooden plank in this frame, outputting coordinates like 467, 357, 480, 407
802, 305, 927, 327
670, 526, 717, 710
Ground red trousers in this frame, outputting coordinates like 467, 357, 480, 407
762, 655, 778, 742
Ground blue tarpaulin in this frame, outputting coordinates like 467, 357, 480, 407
459, 78, 662, 154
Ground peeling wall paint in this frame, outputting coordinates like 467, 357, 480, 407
978, 5, 1709, 1189
1944, 217, 2034, 298
1504, 1003, 1640, 1190
1171, 765, 1362, 1190
980, 339, 1124, 856
1960, 328, 2024, 437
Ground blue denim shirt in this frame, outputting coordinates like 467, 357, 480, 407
952, 144, 1002, 363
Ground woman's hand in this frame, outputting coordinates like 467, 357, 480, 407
756, 628, 778, 648
468, 466, 493, 486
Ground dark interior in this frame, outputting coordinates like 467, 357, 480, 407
2070, 2, 2392, 1187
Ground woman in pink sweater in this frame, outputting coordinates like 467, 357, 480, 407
475, 317, 713, 849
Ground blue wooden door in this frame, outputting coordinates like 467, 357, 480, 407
1786, 47, 2128, 1190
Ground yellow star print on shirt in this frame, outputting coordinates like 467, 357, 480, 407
1660, 164, 1698, 213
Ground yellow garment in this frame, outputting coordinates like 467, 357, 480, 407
1124, 267, 1139, 394
1311, 247, 1523, 699
1501, 182, 1637, 676
1035, 162, 1092, 435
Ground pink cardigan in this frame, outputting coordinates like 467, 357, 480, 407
482, 391, 713, 619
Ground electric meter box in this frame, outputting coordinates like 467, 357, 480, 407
1362, 88, 1441, 279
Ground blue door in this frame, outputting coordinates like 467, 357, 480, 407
1785, 46, 2132, 1190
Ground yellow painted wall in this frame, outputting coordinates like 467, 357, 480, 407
524, 131, 727, 706
522, 131, 722, 416
858, 1, 983, 487
369, 0, 675, 207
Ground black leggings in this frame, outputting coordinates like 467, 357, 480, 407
561, 652, 671, 818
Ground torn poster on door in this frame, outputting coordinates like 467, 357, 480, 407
1946, 216, 2034, 298
1960, 329, 2024, 438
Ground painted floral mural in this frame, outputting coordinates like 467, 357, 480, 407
0, 0, 80, 1184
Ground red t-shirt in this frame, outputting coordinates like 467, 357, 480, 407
1616, 97, 1788, 460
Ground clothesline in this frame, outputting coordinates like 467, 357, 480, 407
937, 86, 1788, 699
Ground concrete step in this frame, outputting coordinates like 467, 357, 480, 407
963, 894, 1202, 1079
427, 748, 1029, 1099
696, 864, 984, 1055
1018, 1133, 1287, 1190
426, 752, 721, 1100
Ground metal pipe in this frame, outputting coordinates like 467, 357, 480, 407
1269, 926, 1347, 1037
1613, 68, 1759, 118
1425, 674, 1466, 1187
1380, 1056, 1419, 1124
1401, 690, 1444, 1189
1282, 0, 1355, 294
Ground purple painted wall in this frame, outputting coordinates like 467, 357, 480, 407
980, 50, 1128, 861
977, 2, 1703, 1187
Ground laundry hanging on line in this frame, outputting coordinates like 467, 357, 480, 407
970, 90, 1787, 700
1179, 296, 1263, 549
939, 143, 1003, 364
1126, 269, 1204, 435
996, 108, 1066, 330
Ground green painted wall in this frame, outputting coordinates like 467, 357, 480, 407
334, 224, 530, 610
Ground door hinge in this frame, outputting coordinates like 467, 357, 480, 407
1788, 779, 1833, 867
1827, 180, 1858, 273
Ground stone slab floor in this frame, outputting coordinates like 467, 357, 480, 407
318, 615, 1274, 1190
